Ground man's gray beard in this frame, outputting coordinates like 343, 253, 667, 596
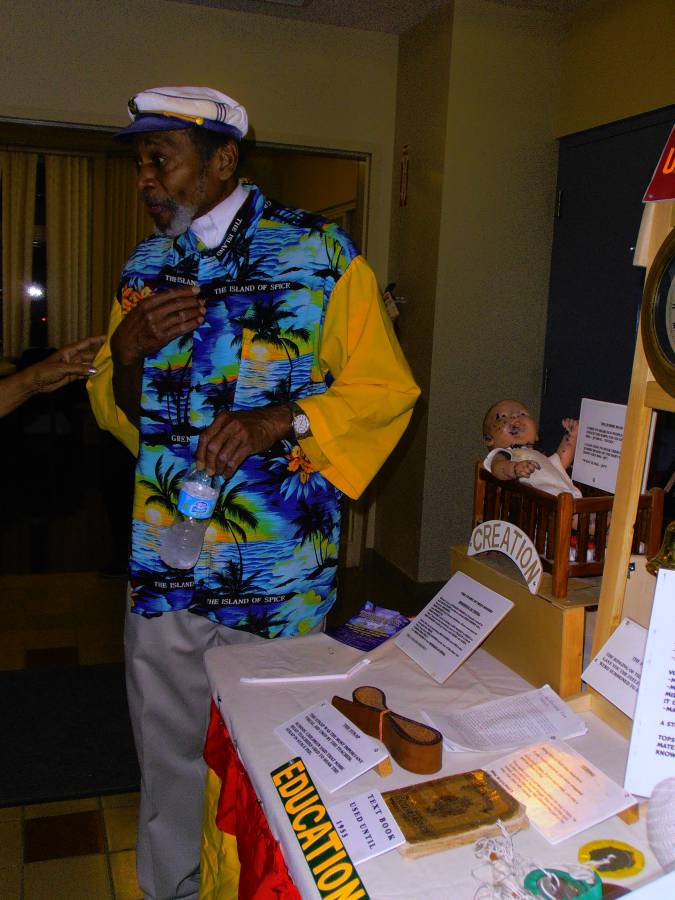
155, 202, 197, 238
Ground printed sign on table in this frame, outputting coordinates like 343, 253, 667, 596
625, 570, 675, 797
329, 790, 405, 864
271, 758, 369, 899
489, 739, 634, 845
582, 618, 647, 718
274, 700, 387, 792
395, 571, 513, 683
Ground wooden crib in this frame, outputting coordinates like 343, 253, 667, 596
472, 462, 664, 599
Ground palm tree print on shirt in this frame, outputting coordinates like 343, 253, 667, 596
281, 230, 346, 283
231, 297, 310, 395
291, 498, 338, 579
210, 482, 260, 595
139, 458, 187, 520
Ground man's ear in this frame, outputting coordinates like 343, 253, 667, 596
215, 140, 239, 181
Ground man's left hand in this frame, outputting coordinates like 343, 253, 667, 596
196, 405, 292, 476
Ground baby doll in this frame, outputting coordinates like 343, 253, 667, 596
482, 399, 581, 498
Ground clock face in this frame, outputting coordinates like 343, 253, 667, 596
654, 256, 675, 360
642, 230, 675, 396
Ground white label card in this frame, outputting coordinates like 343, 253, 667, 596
395, 571, 513, 683
274, 700, 387, 793
572, 397, 626, 493
625, 570, 675, 797
328, 790, 405, 864
489, 740, 634, 845
582, 618, 647, 718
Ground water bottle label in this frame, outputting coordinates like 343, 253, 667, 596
177, 487, 217, 519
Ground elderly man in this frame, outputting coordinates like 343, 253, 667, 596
88, 85, 419, 899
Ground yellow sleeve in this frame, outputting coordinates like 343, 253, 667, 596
86, 299, 140, 456
298, 256, 420, 499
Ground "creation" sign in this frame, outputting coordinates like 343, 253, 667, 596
467, 520, 542, 594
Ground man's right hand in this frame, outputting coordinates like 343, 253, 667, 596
111, 286, 205, 366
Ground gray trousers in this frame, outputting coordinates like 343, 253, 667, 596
125, 607, 267, 900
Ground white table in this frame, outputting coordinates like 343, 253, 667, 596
204, 634, 665, 898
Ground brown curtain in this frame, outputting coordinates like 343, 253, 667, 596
90, 157, 150, 334
45, 155, 92, 346
0, 151, 38, 357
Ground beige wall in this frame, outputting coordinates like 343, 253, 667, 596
373, 4, 454, 578
556, 0, 675, 136
382, 0, 564, 582
393, 0, 673, 584
0, 0, 397, 280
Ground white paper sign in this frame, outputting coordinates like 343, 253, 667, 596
625, 570, 675, 797
572, 397, 626, 493
329, 790, 405, 864
582, 618, 647, 718
274, 700, 387, 793
424, 685, 586, 752
489, 740, 634, 844
395, 572, 513, 683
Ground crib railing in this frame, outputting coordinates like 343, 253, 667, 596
472, 462, 664, 599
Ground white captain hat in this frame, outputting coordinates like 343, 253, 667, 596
115, 86, 248, 141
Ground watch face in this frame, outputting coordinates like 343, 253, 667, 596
293, 412, 310, 437
642, 230, 675, 397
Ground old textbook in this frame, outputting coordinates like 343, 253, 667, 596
382, 769, 528, 858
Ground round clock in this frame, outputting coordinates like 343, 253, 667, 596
641, 228, 675, 397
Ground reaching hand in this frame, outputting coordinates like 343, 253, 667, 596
111, 286, 205, 366
196, 406, 293, 477
562, 417, 579, 438
28, 334, 107, 394
0, 334, 107, 418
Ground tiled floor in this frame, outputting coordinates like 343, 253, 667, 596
0, 562, 414, 899
0, 572, 138, 900
0, 793, 141, 900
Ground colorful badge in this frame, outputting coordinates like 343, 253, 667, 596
578, 839, 645, 879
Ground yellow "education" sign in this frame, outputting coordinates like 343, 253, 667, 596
271, 757, 370, 900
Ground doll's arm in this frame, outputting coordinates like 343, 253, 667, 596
557, 418, 578, 469
491, 452, 540, 481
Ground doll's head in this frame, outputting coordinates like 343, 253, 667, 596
482, 399, 538, 450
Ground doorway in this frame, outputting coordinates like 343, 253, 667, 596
539, 105, 675, 452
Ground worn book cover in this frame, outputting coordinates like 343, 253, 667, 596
382, 768, 528, 858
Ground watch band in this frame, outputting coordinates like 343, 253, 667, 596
289, 401, 312, 441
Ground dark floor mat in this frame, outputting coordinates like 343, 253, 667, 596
0, 663, 140, 807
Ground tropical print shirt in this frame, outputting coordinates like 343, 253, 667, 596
88, 184, 420, 637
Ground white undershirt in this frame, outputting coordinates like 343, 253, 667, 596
190, 182, 248, 249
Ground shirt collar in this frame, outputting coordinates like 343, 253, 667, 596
191, 182, 249, 249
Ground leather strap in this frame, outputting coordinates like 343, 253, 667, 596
332, 686, 442, 774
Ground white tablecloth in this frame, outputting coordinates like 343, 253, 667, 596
204, 634, 664, 899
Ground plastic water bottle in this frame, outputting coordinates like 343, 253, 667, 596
159, 466, 221, 569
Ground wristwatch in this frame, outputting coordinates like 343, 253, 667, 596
289, 401, 312, 441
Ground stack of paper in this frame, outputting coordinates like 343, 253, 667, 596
424, 685, 587, 752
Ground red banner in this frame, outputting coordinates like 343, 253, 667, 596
643, 124, 675, 202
